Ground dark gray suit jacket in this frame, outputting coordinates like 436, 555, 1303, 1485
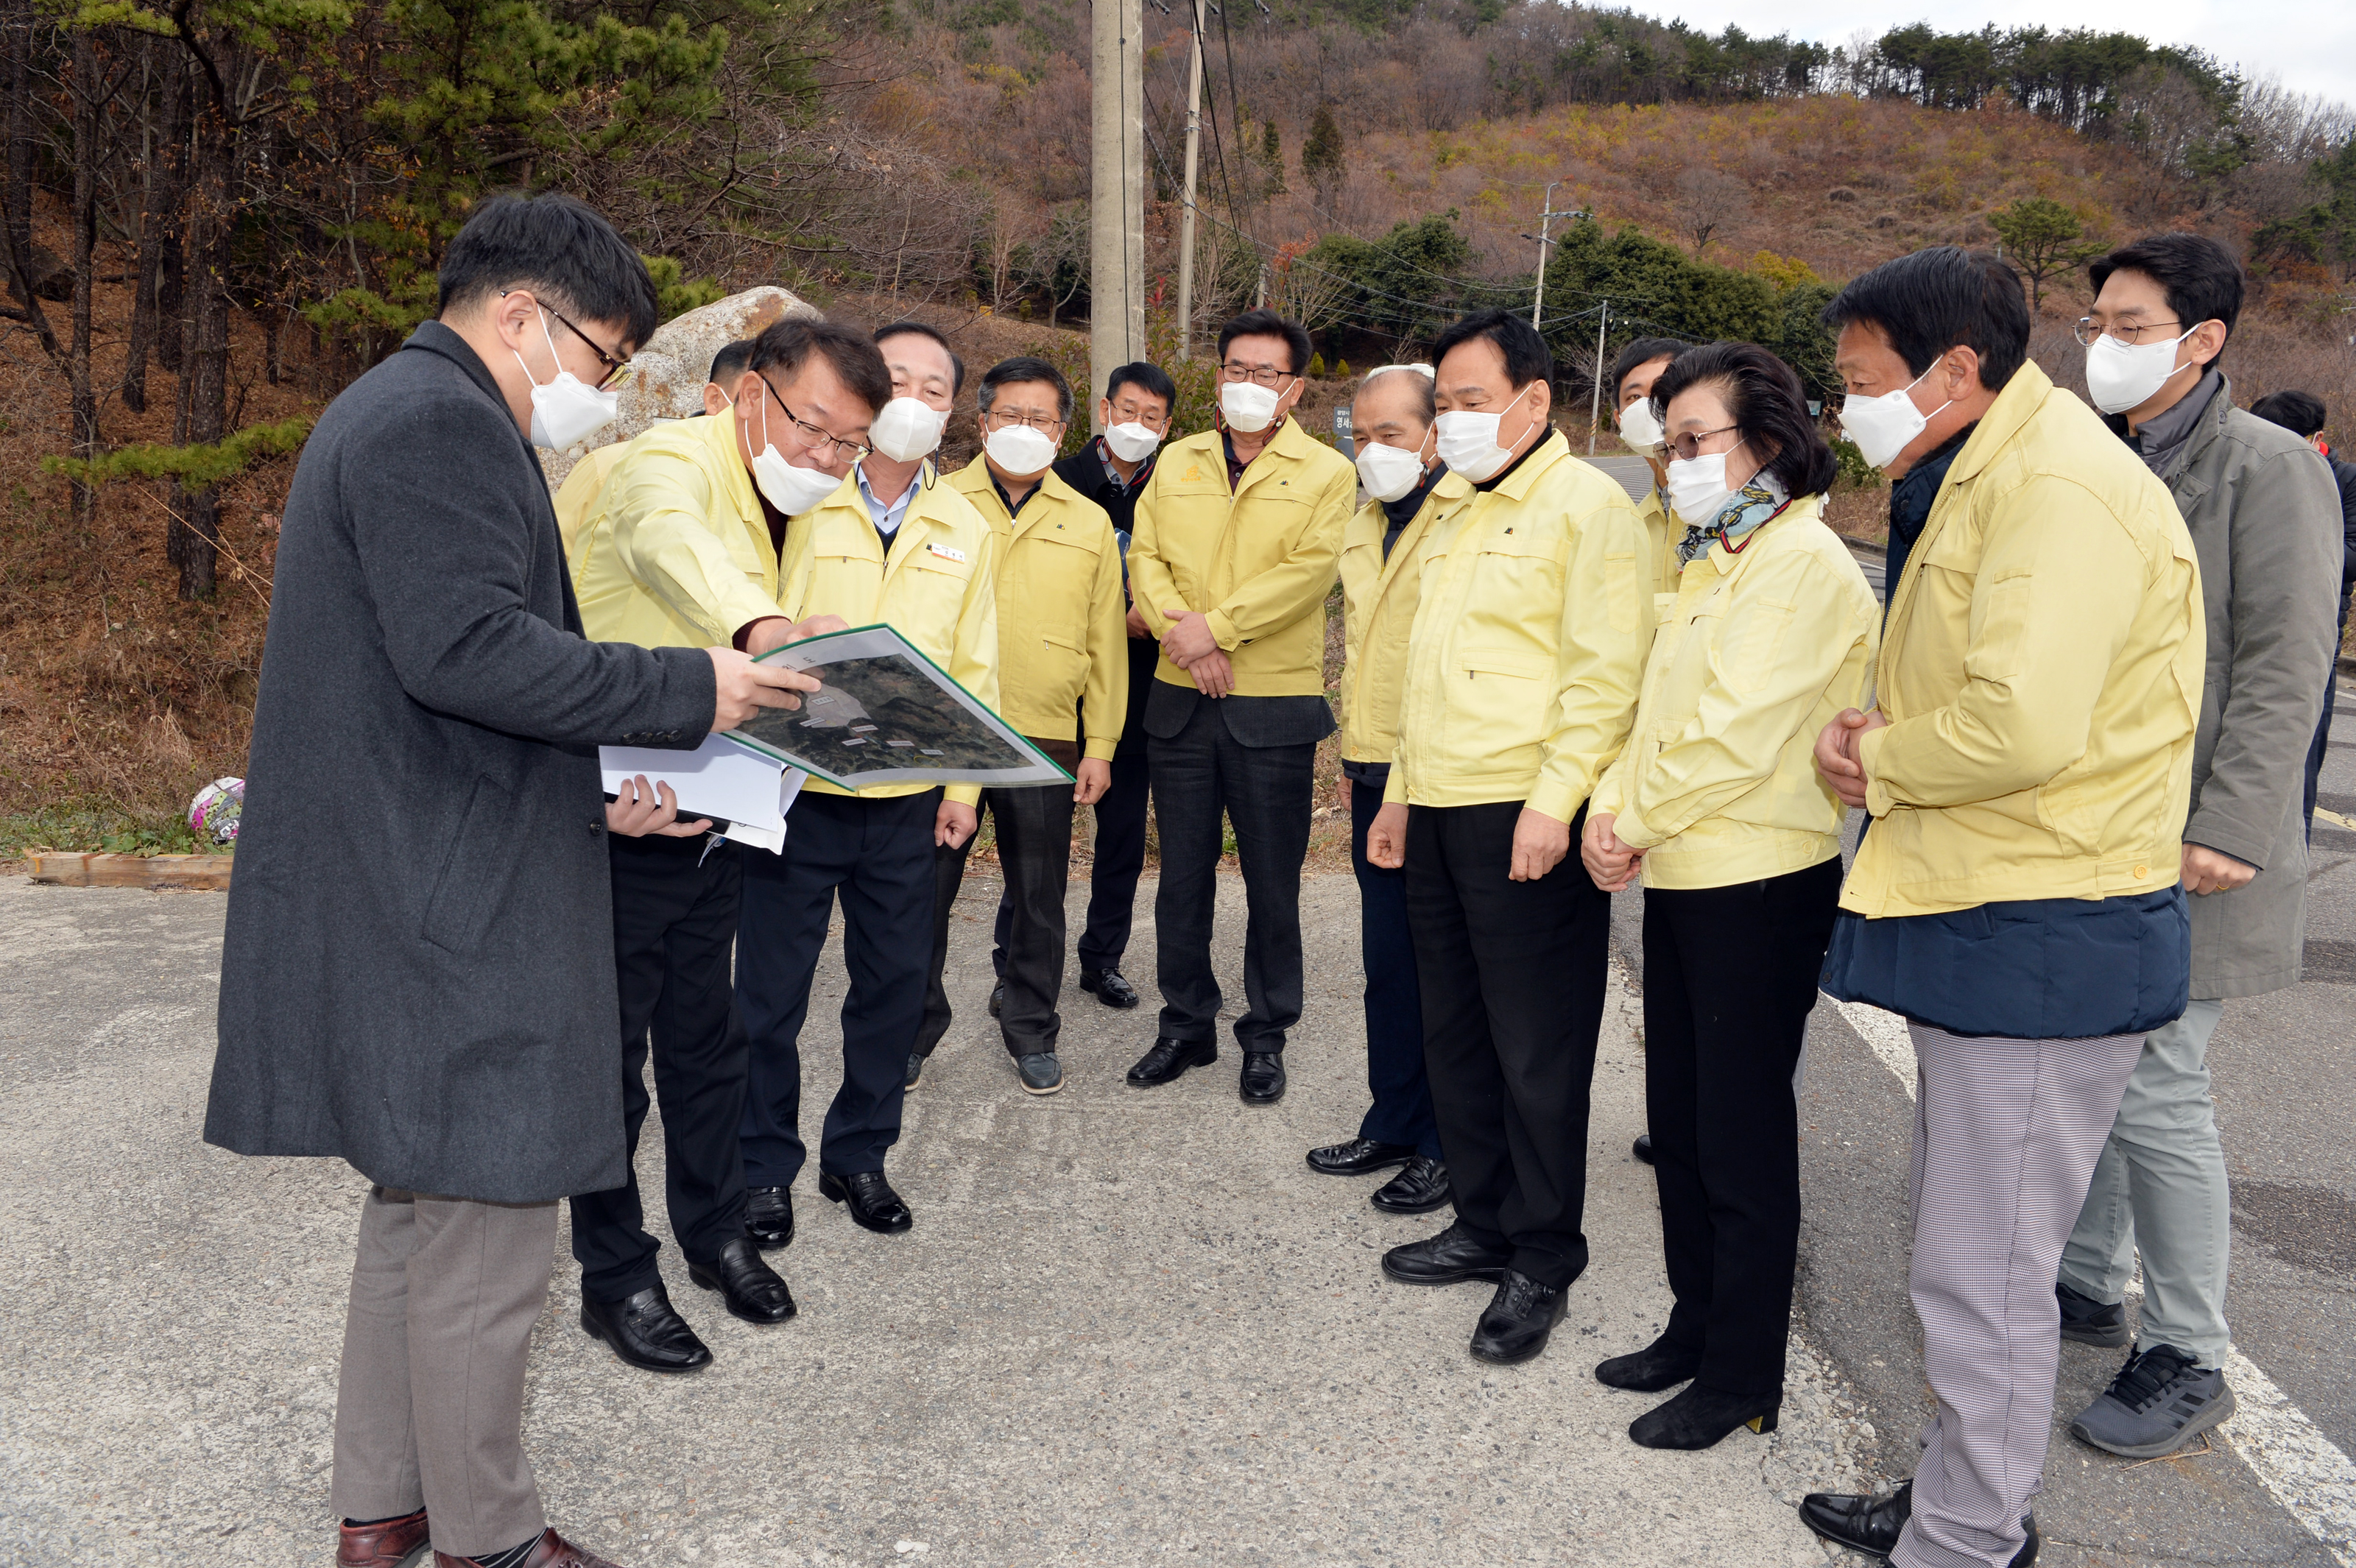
205, 321, 716, 1204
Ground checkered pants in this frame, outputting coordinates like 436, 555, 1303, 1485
1898, 1023, 2146, 1568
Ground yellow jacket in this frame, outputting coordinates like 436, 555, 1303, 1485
1337, 470, 1475, 765
948, 455, 1128, 759
1636, 485, 1685, 610
558, 410, 784, 649
1383, 431, 1653, 822
554, 441, 629, 570
1125, 417, 1358, 696
776, 466, 1000, 805
1847, 361, 2204, 917
1590, 495, 1879, 889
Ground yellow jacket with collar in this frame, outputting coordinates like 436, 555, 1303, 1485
1383, 431, 1651, 822
1636, 485, 1685, 607
559, 409, 784, 649
1847, 361, 2204, 917
1337, 470, 1474, 765
776, 464, 1000, 805
1125, 417, 1358, 696
1589, 495, 1878, 889
948, 455, 1127, 759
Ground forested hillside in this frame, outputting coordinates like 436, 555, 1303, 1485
3, 0, 2354, 851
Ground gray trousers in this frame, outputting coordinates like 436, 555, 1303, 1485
1899, 1024, 2145, 1568
2058, 998, 2232, 1366
330, 1184, 555, 1558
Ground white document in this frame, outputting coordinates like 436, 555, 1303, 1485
600, 734, 805, 855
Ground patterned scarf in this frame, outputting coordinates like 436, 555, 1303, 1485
1674, 471, 1789, 565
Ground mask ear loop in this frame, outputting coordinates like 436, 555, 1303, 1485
512, 308, 554, 391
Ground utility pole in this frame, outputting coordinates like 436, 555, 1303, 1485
1524, 184, 1587, 331
1587, 298, 1609, 456
1171, 0, 1207, 361
1090, 0, 1146, 426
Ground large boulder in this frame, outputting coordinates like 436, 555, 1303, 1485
538, 284, 819, 490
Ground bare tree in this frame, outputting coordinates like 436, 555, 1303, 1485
1673, 166, 1746, 257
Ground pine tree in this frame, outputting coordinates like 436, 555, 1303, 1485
1302, 102, 1344, 202
1260, 119, 1285, 192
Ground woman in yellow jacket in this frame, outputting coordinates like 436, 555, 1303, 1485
1580, 342, 1879, 1452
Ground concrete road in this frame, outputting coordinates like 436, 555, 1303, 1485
1, 870, 1869, 1568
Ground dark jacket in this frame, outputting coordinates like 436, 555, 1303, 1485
1056, 440, 1158, 755
205, 322, 717, 1204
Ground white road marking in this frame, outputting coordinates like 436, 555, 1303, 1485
1820, 992, 2356, 1566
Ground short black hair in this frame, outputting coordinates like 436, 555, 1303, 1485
1352, 364, 1436, 424
748, 319, 891, 421
1821, 245, 2029, 393
977, 355, 1074, 423
1106, 361, 1178, 410
1431, 307, 1554, 390
708, 339, 755, 385
1651, 341, 1839, 499
1216, 308, 1313, 377
1612, 337, 1687, 402
874, 319, 965, 395
2088, 232, 2244, 368
437, 191, 657, 352
2250, 389, 2328, 439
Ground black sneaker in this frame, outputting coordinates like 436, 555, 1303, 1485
2057, 1279, 2130, 1347
2069, 1343, 2237, 1459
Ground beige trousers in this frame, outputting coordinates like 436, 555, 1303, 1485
329, 1183, 556, 1558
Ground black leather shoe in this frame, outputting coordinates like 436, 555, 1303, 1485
579, 1284, 711, 1374
1799, 1480, 2040, 1566
988, 980, 1004, 1017
1628, 1382, 1779, 1449
1469, 1268, 1568, 1364
2057, 1279, 2131, 1347
819, 1168, 912, 1233
746, 1184, 794, 1250
905, 1052, 923, 1090
686, 1237, 797, 1325
1382, 1221, 1512, 1286
1595, 1332, 1704, 1392
1305, 1137, 1414, 1177
1633, 1133, 1655, 1165
1080, 967, 1141, 1008
1370, 1156, 1451, 1214
1239, 1050, 1285, 1105
1126, 1036, 1217, 1087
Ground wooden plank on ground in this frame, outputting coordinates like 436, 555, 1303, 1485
27, 853, 233, 890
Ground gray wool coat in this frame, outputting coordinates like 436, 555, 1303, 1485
2160, 376, 2344, 1000
205, 322, 717, 1204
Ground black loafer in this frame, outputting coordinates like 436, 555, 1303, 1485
905, 1052, 924, 1090
746, 1184, 794, 1250
1381, 1221, 1512, 1286
1080, 967, 1141, 1009
1799, 1480, 2041, 1567
1370, 1156, 1451, 1214
1126, 1036, 1216, 1087
1239, 1050, 1285, 1105
819, 1168, 912, 1234
579, 1284, 711, 1374
1306, 1137, 1414, 1177
687, 1237, 797, 1324
1628, 1382, 1779, 1449
1595, 1332, 1704, 1392
1633, 1133, 1655, 1165
1469, 1268, 1568, 1364
988, 980, 1005, 1017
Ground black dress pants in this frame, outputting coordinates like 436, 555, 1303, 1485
570, 832, 750, 1303
1075, 747, 1151, 972
1149, 698, 1315, 1051
1643, 857, 1842, 1396
736, 788, 937, 1184
1405, 799, 1608, 1288
918, 738, 1081, 1059
1351, 778, 1439, 1158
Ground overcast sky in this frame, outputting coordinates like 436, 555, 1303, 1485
1665, 0, 2352, 106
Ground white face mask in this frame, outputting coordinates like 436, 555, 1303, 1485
515, 312, 619, 451
1617, 396, 1665, 452
1665, 444, 1746, 527
1839, 363, 1952, 472
749, 392, 844, 515
984, 422, 1060, 477
2084, 325, 2198, 416
1219, 378, 1294, 434
869, 397, 948, 463
1104, 421, 1163, 463
1433, 383, 1536, 484
1355, 437, 1431, 504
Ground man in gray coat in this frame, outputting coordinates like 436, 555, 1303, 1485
205, 194, 815, 1568
2058, 232, 2342, 1460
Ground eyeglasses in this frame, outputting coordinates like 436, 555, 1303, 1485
1220, 361, 1292, 388
758, 376, 871, 465
2073, 317, 2184, 347
1665, 424, 1741, 462
983, 408, 1066, 434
